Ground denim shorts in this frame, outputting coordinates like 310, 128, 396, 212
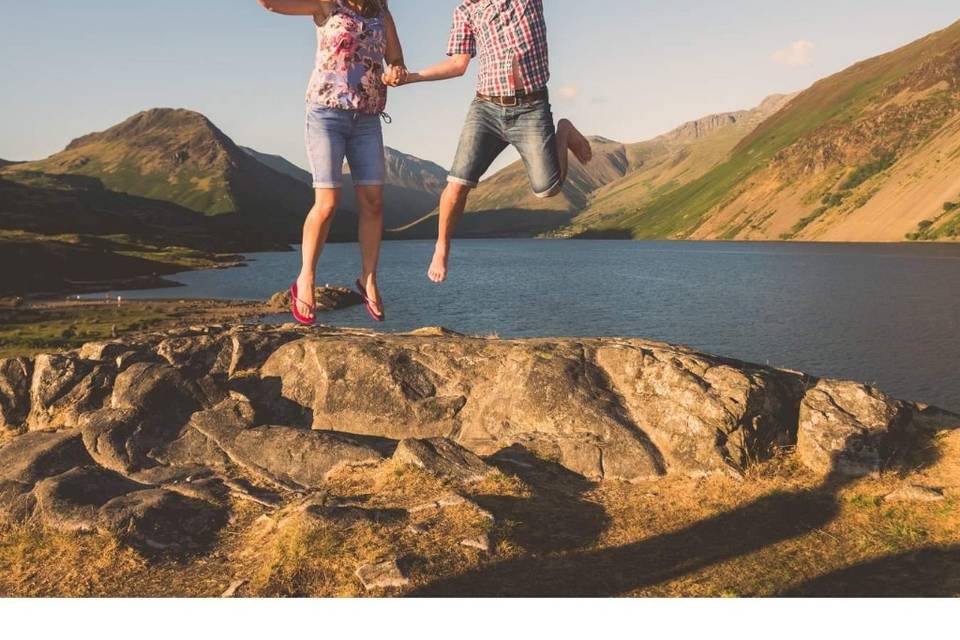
304, 104, 385, 189
447, 95, 561, 198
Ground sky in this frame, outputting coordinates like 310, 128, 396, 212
2, 1, 959, 176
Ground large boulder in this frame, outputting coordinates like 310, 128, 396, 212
261, 338, 666, 481
80, 408, 189, 474
33, 466, 145, 532
111, 362, 206, 419
0, 357, 32, 433
0, 430, 93, 485
32, 466, 226, 552
260, 336, 808, 481
97, 488, 227, 553
594, 344, 806, 476
189, 399, 389, 490
27, 355, 113, 431
797, 380, 908, 477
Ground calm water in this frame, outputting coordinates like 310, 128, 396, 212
92, 240, 960, 411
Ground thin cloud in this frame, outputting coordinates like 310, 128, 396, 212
556, 85, 579, 101
771, 40, 815, 68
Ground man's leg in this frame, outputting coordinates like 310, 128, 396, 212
429, 181, 472, 283
430, 99, 508, 283
510, 99, 593, 200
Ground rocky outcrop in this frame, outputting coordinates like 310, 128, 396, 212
0, 323, 956, 557
266, 286, 363, 313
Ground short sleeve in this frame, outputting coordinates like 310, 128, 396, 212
447, 6, 477, 57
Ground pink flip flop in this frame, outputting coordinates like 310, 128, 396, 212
290, 282, 316, 326
355, 278, 385, 322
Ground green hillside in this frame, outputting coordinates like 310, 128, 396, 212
582, 19, 960, 239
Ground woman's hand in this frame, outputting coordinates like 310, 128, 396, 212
382, 64, 409, 87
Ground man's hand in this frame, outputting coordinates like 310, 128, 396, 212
382, 64, 409, 87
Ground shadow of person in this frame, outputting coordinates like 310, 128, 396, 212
473, 445, 610, 555
413, 428, 946, 597
785, 546, 960, 596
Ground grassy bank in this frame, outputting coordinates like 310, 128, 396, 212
0, 298, 268, 358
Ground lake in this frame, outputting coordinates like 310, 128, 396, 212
90, 240, 960, 411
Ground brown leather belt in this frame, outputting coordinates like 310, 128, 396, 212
476, 89, 548, 107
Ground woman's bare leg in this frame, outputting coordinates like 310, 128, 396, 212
296, 188, 339, 317
355, 184, 384, 312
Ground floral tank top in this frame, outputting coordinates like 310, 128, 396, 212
306, 0, 388, 114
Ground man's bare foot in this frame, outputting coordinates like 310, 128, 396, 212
559, 118, 593, 165
295, 272, 315, 318
428, 245, 449, 283
569, 127, 593, 164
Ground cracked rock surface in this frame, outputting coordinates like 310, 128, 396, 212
0, 323, 957, 559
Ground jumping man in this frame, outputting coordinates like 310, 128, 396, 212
391, 0, 593, 282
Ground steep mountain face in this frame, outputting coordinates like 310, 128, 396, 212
581, 19, 960, 242
567, 94, 794, 236
6, 109, 318, 240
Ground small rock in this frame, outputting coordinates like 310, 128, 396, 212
355, 559, 409, 590
883, 485, 945, 504
407, 523, 429, 535
79, 341, 130, 363
460, 533, 492, 553
393, 438, 495, 484
221, 579, 247, 598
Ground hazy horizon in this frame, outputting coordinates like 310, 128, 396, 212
2, 1, 959, 174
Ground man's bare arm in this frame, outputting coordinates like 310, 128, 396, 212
403, 54, 472, 84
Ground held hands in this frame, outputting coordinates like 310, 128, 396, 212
382, 64, 409, 87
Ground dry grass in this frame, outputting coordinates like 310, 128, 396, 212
1, 445, 957, 597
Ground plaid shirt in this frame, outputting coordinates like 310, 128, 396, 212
447, 0, 550, 97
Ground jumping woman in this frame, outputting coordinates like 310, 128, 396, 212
257, 0, 407, 323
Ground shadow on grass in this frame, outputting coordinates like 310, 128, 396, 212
414, 426, 950, 597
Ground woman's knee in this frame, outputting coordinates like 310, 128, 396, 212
356, 187, 384, 218
310, 192, 339, 222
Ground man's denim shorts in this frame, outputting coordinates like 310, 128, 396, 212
447, 95, 562, 198
304, 104, 385, 189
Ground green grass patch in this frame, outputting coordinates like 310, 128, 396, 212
839, 152, 897, 191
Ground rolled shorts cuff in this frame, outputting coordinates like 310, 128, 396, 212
312, 181, 342, 189
352, 179, 385, 187
533, 180, 564, 199
446, 175, 479, 188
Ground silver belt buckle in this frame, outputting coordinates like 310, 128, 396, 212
503, 94, 519, 107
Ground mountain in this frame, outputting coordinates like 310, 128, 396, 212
239, 146, 312, 184
578, 19, 960, 242
5, 109, 322, 241
0, 172, 288, 296
566, 94, 794, 236
241, 145, 446, 228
